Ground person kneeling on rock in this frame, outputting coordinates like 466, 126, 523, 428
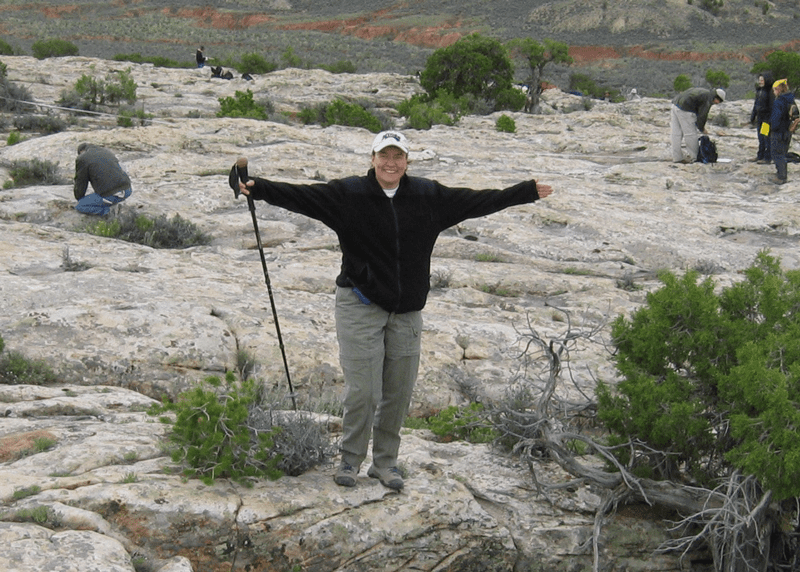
73, 143, 132, 216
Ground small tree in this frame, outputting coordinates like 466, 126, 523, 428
673, 74, 692, 92
598, 251, 800, 499
0, 38, 16, 56
420, 34, 514, 102
751, 50, 800, 92
508, 38, 573, 111
495, 114, 516, 133
705, 69, 730, 89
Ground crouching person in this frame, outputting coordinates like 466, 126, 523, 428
74, 143, 132, 216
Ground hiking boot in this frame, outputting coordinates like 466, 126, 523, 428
334, 462, 358, 487
770, 176, 787, 185
675, 157, 693, 164
757, 159, 771, 165
367, 465, 404, 490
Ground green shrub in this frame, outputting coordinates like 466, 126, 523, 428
235, 52, 277, 75
6, 131, 21, 145
104, 68, 137, 104
402, 100, 455, 129
705, 69, 730, 89
494, 87, 527, 111
0, 38, 16, 56
300, 98, 384, 132
0, 60, 32, 112
319, 60, 357, 74
697, 0, 724, 16
496, 114, 516, 133
85, 210, 211, 249
5, 159, 64, 187
597, 251, 800, 499
217, 89, 269, 120
324, 99, 382, 132
31, 39, 78, 59
13, 506, 51, 524
397, 92, 470, 129
62, 67, 137, 110
0, 334, 57, 385
281, 46, 306, 68
150, 372, 284, 485
12, 486, 41, 500
117, 107, 152, 127
673, 74, 692, 93
569, 72, 605, 98
407, 403, 498, 443
13, 114, 66, 134
113, 53, 191, 69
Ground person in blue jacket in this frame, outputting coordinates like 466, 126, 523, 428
750, 72, 774, 163
231, 131, 554, 490
769, 78, 796, 184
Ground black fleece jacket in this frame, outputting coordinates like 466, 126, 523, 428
235, 167, 541, 314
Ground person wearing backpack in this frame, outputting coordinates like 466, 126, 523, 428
750, 72, 774, 163
769, 79, 796, 185
671, 87, 725, 163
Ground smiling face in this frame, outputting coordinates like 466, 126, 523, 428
371, 146, 408, 189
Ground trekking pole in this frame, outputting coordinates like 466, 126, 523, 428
233, 157, 297, 411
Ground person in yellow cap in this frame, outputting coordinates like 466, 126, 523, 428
769, 78, 796, 184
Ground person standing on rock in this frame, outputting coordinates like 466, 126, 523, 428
196, 46, 207, 68
769, 78, 795, 185
230, 130, 554, 491
750, 72, 774, 164
670, 87, 725, 163
73, 143, 132, 216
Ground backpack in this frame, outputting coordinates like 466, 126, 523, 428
696, 135, 718, 164
789, 102, 800, 133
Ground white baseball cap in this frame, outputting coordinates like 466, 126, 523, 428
372, 131, 410, 154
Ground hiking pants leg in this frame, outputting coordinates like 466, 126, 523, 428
335, 287, 421, 469
671, 105, 699, 162
771, 132, 790, 180
757, 124, 770, 160
670, 105, 684, 162
371, 310, 421, 468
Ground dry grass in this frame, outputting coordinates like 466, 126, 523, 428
0, 430, 58, 463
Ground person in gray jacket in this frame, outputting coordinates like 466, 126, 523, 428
670, 87, 725, 163
73, 143, 132, 216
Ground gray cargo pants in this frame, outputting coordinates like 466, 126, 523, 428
335, 286, 422, 470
